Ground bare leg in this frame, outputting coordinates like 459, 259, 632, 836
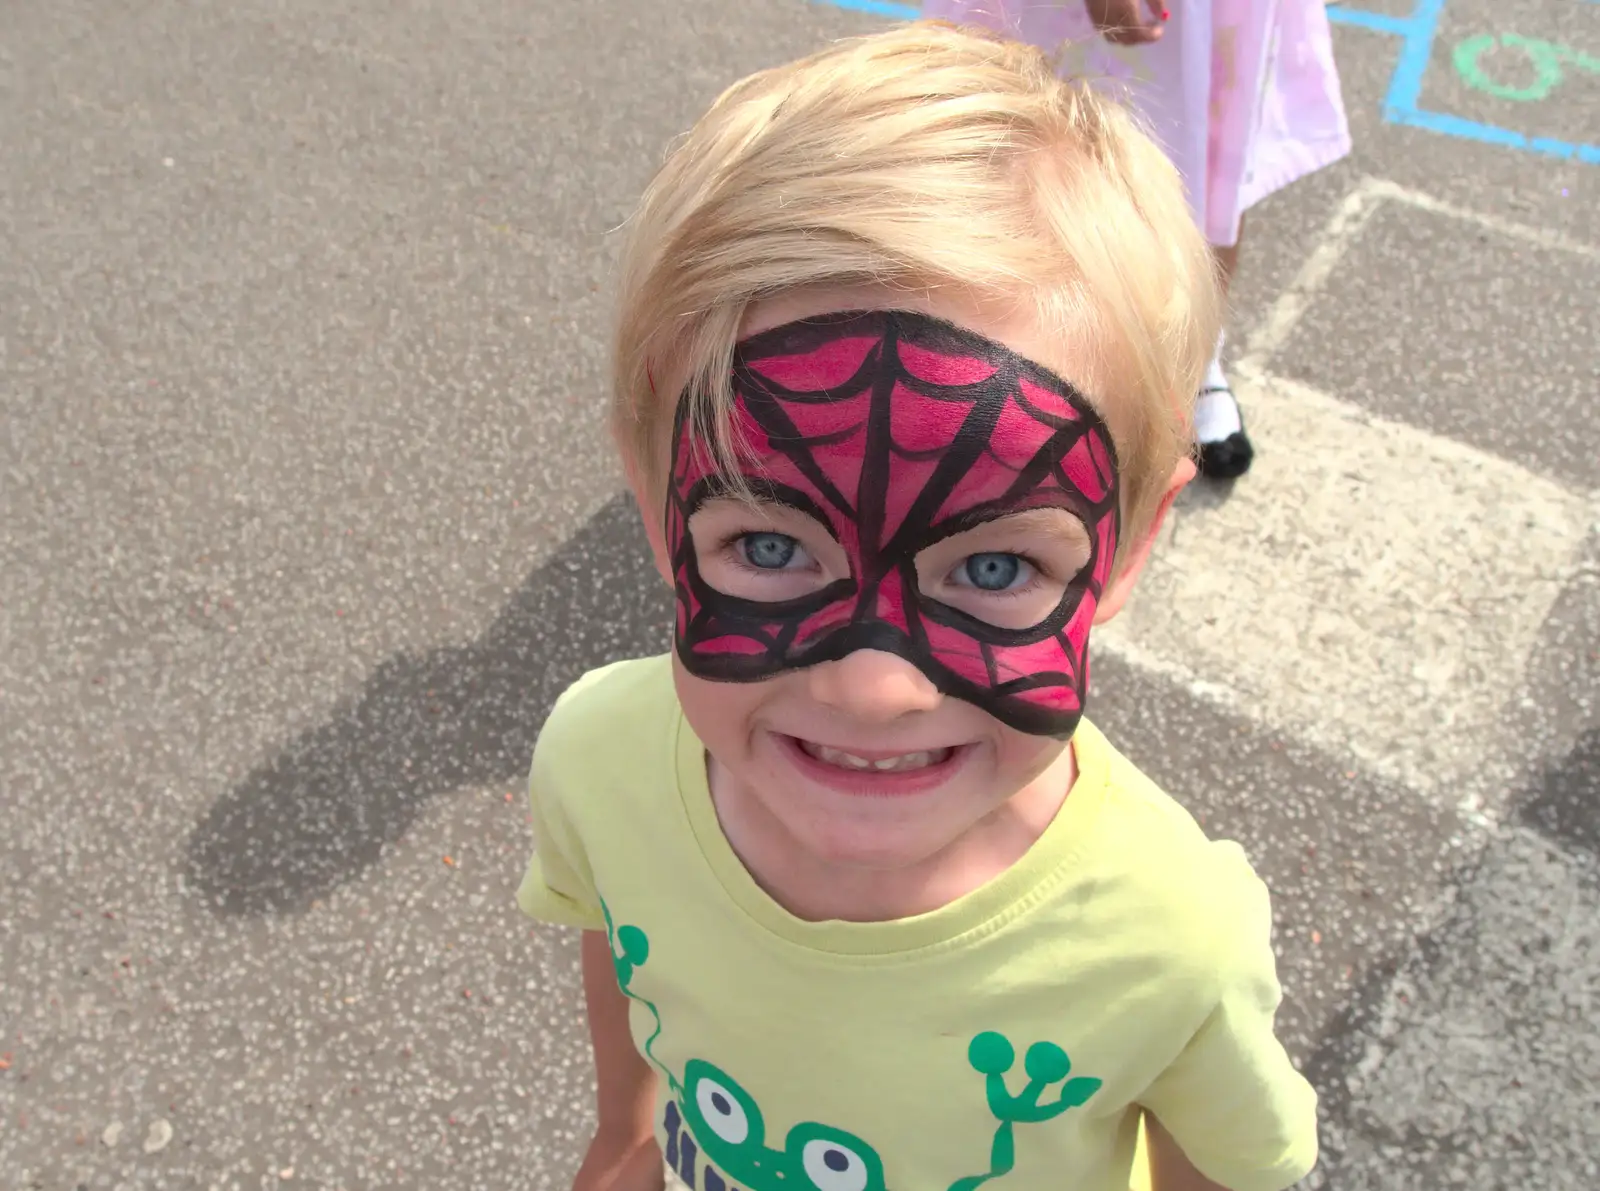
1195, 217, 1252, 479
1211, 214, 1244, 298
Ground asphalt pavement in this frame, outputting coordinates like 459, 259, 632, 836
2, 0, 1596, 1187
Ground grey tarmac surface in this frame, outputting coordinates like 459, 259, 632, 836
1, 0, 1595, 1188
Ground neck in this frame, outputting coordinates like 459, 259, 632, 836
707, 747, 1076, 924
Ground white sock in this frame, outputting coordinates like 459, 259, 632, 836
1195, 334, 1241, 442
1201, 337, 1228, 394
1195, 388, 1242, 442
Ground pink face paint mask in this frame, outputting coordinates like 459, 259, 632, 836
667, 310, 1120, 738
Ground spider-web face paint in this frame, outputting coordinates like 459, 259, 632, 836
667, 310, 1120, 738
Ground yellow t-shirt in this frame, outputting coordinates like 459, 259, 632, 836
518, 656, 1317, 1191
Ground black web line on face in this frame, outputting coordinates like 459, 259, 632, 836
913, 412, 1122, 666
877, 318, 1115, 728
880, 317, 1115, 576
735, 314, 1106, 610
731, 315, 1067, 655
689, 332, 1111, 638
673, 338, 880, 664
667, 392, 857, 656
726, 350, 881, 528
669, 310, 1121, 736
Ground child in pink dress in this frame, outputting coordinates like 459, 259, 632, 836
922, 0, 1351, 479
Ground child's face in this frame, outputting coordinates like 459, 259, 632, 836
654, 284, 1164, 873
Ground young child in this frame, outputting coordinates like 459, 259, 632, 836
921, 0, 1352, 479
517, 22, 1317, 1191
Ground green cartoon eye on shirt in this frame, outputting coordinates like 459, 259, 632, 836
683, 1058, 889, 1191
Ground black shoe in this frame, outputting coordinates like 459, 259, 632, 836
1196, 386, 1254, 480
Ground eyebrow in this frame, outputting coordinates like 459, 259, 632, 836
693, 486, 842, 541
940, 506, 1093, 547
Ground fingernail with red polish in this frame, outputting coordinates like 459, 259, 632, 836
1161, 8, 1171, 19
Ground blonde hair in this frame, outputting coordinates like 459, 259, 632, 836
612, 20, 1221, 568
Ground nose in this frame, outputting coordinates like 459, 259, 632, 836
805, 649, 943, 722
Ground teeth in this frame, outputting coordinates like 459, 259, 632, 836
808, 744, 947, 773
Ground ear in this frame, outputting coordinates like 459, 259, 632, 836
1093, 454, 1195, 625
619, 438, 675, 587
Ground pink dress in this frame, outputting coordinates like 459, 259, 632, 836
921, 0, 1351, 247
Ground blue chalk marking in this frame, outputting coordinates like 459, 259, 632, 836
1394, 108, 1600, 163
1324, 1, 1598, 165
815, 0, 1600, 166
1384, 0, 1447, 114
813, 0, 920, 16
1324, 8, 1415, 37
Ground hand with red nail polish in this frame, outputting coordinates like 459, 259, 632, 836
1083, 0, 1168, 45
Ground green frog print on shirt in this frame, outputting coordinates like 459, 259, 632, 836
599, 900, 1103, 1191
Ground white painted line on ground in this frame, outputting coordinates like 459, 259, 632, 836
1238, 176, 1388, 374
1240, 174, 1600, 378
1098, 367, 1596, 816
1367, 178, 1600, 262
1112, 172, 1600, 819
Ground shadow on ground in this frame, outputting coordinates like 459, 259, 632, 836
1300, 726, 1600, 1187
185, 493, 668, 915
1521, 726, 1600, 863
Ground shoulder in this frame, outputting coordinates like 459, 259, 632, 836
517, 657, 680, 930
531, 654, 681, 791
1074, 721, 1276, 986
539, 653, 678, 747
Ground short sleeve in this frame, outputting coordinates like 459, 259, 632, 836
1138, 850, 1319, 1191
514, 706, 606, 931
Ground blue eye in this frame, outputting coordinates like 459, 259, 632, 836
740, 532, 799, 570
960, 553, 1026, 591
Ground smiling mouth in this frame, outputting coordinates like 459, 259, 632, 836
797, 740, 955, 773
